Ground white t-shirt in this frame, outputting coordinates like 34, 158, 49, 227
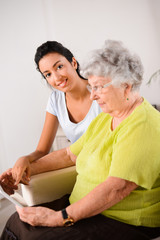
46, 90, 102, 143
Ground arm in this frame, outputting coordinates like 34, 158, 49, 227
16, 176, 138, 227
13, 146, 76, 184
66, 176, 138, 222
30, 147, 76, 176
12, 112, 59, 184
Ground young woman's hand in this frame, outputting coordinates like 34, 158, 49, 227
16, 206, 63, 227
0, 169, 18, 195
12, 156, 31, 185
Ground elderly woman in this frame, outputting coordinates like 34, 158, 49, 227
1, 40, 160, 240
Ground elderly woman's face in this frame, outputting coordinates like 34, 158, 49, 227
88, 76, 126, 115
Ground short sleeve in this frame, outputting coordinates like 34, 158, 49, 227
46, 91, 57, 116
69, 130, 87, 156
109, 120, 160, 189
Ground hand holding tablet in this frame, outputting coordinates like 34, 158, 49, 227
0, 185, 27, 207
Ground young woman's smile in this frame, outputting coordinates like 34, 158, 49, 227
56, 79, 68, 88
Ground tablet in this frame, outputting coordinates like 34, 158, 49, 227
0, 186, 26, 207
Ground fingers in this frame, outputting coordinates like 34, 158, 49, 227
0, 169, 18, 195
20, 177, 30, 185
16, 206, 40, 226
1, 159, 31, 194
12, 158, 31, 185
1, 179, 18, 195
16, 206, 56, 227
13, 168, 24, 185
2, 186, 15, 195
25, 167, 31, 180
1, 182, 17, 195
19, 169, 31, 185
13, 167, 29, 185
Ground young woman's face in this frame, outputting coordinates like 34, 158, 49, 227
39, 53, 78, 91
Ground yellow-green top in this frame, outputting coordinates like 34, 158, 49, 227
69, 99, 160, 227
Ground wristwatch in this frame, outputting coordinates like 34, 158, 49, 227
61, 208, 74, 226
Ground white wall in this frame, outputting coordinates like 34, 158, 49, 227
0, 0, 160, 172
0, 0, 51, 172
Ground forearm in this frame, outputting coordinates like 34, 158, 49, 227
66, 177, 137, 223
30, 148, 75, 176
23, 150, 49, 163
12, 146, 76, 184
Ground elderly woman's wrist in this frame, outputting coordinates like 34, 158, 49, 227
53, 211, 64, 227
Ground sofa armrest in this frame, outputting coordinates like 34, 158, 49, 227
21, 166, 77, 206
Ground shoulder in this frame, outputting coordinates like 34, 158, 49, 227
46, 90, 65, 116
49, 90, 64, 101
134, 98, 160, 127
87, 112, 111, 132
48, 90, 65, 106
117, 98, 160, 142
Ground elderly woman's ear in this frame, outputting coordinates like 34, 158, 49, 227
122, 83, 132, 97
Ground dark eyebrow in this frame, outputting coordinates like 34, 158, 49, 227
42, 60, 61, 74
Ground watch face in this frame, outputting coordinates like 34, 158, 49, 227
63, 218, 74, 227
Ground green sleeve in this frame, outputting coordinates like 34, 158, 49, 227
69, 131, 86, 156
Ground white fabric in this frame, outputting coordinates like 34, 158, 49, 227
46, 90, 102, 143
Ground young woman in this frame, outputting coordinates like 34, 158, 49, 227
12, 41, 101, 184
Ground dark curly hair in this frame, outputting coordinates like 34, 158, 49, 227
34, 41, 86, 79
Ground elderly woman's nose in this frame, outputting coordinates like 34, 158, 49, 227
90, 89, 96, 100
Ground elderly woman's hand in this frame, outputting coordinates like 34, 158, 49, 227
12, 156, 31, 185
16, 206, 62, 227
0, 169, 18, 195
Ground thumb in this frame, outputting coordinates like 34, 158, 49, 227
25, 167, 31, 180
14, 170, 24, 185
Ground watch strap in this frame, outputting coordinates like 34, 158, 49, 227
61, 208, 74, 226
61, 208, 68, 219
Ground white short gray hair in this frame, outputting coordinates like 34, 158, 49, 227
81, 40, 144, 91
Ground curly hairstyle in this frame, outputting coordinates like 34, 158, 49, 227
81, 40, 144, 91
